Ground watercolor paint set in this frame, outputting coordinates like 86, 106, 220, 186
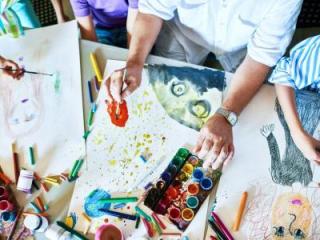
143, 148, 221, 231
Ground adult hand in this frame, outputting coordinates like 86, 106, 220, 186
0, 56, 24, 80
105, 64, 143, 103
292, 130, 320, 163
193, 114, 234, 169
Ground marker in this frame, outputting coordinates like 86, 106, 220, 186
208, 219, 228, 240
212, 212, 234, 240
135, 206, 152, 222
56, 221, 89, 240
0, 67, 54, 76
12, 143, 20, 183
89, 53, 102, 82
232, 191, 248, 231
99, 208, 137, 221
151, 212, 166, 230
29, 146, 35, 165
98, 197, 138, 204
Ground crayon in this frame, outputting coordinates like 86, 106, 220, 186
135, 216, 141, 229
71, 159, 84, 179
232, 191, 248, 231
35, 196, 45, 212
89, 53, 102, 82
98, 197, 138, 204
135, 206, 152, 222
56, 221, 89, 240
12, 143, 19, 183
29, 146, 35, 165
212, 212, 234, 240
151, 212, 166, 230
99, 208, 137, 221
34, 172, 49, 192
142, 217, 154, 237
208, 219, 228, 240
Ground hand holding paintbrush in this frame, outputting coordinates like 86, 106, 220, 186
0, 56, 24, 80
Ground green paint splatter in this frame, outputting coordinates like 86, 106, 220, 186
53, 72, 61, 94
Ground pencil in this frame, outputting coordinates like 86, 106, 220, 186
12, 143, 19, 183
232, 191, 248, 231
89, 53, 102, 82
98, 197, 138, 204
56, 221, 89, 240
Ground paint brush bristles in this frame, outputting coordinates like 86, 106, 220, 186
0, 67, 54, 76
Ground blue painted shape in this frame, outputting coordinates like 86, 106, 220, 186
84, 189, 111, 218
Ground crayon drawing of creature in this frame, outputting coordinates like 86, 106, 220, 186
260, 91, 320, 186
242, 179, 320, 240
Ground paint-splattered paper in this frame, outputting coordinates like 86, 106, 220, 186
0, 21, 85, 203
208, 86, 320, 240
69, 60, 226, 239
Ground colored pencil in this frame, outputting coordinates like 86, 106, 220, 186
0, 172, 12, 185
208, 220, 228, 240
135, 206, 152, 222
12, 143, 19, 183
152, 212, 166, 230
89, 53, 102, 82
0, 67, 54, 76
29, 146, 35, 165
56, 221, 89, 240
232, 191, 248, 231
99, 208, 137, 221
212, 212, 234, 240
98, 197, 138, 204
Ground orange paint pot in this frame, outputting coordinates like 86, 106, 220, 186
187, 183, 199, 196
181, 208, 194, 222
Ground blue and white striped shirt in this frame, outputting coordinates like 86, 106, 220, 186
269, 35, 320, 92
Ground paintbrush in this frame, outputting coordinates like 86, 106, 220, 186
0, 67, 54, 77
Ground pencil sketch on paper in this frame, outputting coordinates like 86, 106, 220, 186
261, 91, 320, 186
147, 64, 225, 131
242, 179, 320, 240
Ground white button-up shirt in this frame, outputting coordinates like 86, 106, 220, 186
139, 0, 303, 72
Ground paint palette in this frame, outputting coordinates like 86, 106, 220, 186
143, 148, 221, 231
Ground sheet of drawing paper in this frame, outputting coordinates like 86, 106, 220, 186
69, 60, 226, 239
0, 21, 85, 203
208, 85, 320, 239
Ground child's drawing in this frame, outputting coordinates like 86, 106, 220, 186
261, 91, 320, 186
147, 64, 225, 131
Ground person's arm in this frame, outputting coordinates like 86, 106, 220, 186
50, 0, 68, 23
127, 7, 138, 46
0, 55, 24, 79
105, 12, 163, 103
275, 85, 320, 162
76, 15, 97, 41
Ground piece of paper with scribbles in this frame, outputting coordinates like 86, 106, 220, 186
209, 85, 320, 240
69, 60, 226, 239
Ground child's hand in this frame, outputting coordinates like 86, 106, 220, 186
0, 56, 24, 80
292, 131, 320, 163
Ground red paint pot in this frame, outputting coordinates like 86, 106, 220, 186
0, 200, 14, 212
166, 186, 178, 200
169, 207, 181, 220
95, 224, 125, 240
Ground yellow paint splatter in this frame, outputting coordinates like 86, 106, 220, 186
108, 159, 117, 166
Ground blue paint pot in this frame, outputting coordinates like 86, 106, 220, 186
161, 171, 172, 183
200, 177, 213, 191
1, 211, 16, 222
186, 196, 199, 209
192, 168, 204, 182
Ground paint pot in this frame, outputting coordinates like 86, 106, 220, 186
186, 196, 199, 209
178, 171, 189, 182
176, 148, 190, 159
181, 208, 194, 222
166, 186, 179, 200
192, 168, 204, 182
17, 169, 34, 193
169, 207, 181, 220
0, 200, 14, 212
45, 223, 65, 240
200, 177, 213, 191
156, 180, 165, 190
182, 163, 193, 175
95, 224, 125, 240
187, 183, 200, 195
167, 164, 178, 176
0, 186, 8, 200
24, 215, 49, 233
161, 171, 172, 184
187, 155, 199, 166
172, 179, 183, 189
1, 211, 16, 222
172, 156, 184, 168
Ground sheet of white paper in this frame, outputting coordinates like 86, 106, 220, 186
69, 60, 226, 239
208, 85, 320, 240
0, 21, 85, 204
